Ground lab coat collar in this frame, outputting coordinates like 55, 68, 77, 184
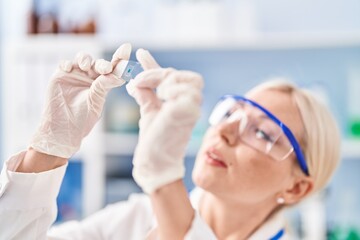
247, 209, 286, 240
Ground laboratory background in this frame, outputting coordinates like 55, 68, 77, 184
1, 0, 360, 239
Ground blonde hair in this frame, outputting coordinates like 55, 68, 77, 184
248, 78, 341, 194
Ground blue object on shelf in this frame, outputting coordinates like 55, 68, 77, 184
56, 160, 83, 222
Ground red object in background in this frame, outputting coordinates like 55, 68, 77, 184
26, 0, 96, 35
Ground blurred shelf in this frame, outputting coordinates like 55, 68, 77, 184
10, 32, 360, 54
100, 31, 360, 51
342, 139, 360, 159
5, 35, 100, 56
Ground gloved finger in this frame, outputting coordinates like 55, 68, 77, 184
131, 68, 174, 90
159, 95, 202, 125
157, 83, 202, 104
111, 43, 132, 67
132, 69, 203, 92
156, 81, 202, 123
94, 59, 113, 75
136, 48, 160, 70
126, 80, 161, 114
75, 52, 93, 72
89, 74, 126, 115
59, 60, 73, 72
157, 70, 204, 94
59, 53, 98, 79
93, 73, 126, 93
156, 71, 203, 123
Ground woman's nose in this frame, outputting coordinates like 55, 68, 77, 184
218, 120, 240, 146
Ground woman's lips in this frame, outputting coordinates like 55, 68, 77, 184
205, 148, 227, 168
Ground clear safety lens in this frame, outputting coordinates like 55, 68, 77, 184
209, 97, 294, 161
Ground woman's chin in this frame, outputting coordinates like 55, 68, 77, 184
193, 169, 217, 191
192, 153, 225, 190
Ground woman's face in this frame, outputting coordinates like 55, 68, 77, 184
192, 89, 304, 204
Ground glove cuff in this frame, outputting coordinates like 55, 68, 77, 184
133, 164, 185, 194
29, 139, 78, 159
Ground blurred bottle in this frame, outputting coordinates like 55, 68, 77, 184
328, 226, 360, 240
27, 0, 97, 34
72, 20, 96, 34
27, 5, 38, 34
347, 68, 360, 138
27, 0, 59, 34
37, 14, 58, 34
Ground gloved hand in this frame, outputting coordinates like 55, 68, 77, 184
126, 49, 204, 194
30, 43, 132, 158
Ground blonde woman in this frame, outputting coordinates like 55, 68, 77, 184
0, 44, 340, 240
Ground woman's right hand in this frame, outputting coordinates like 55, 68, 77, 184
127, 49, 203, 240
29, 43, 132, 159
126, 49, 204, 194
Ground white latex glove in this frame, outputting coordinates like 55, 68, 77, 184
30, 43, 132, 158
126, 49, 204, 194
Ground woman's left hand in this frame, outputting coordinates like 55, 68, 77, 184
126, 49, 204, 194
30, 44, 131, 159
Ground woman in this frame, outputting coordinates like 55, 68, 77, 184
0, 43, 340, 240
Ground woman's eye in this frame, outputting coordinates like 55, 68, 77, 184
255, 129, 275, 143
226, 109, 243, 122
224, 110, 232, 118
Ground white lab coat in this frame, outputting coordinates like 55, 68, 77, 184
0, 151, 290, 240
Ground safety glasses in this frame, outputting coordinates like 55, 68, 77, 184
209, 95, 310, 176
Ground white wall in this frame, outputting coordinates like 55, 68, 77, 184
0, 0, 4, 161
1, 0, 31, 40
254, 0, 360, 33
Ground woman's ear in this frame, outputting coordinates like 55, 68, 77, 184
283, 176, 314, 204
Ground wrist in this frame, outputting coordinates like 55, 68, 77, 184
16, 148, 68, 173
150, 179, 195, 239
